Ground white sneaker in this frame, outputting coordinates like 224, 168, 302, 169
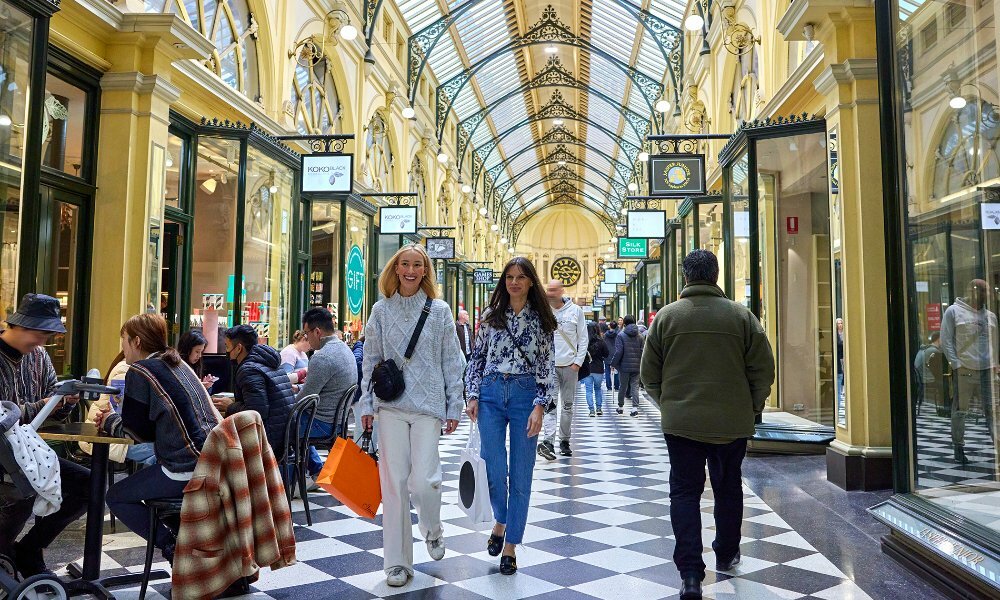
427, 537, 446, 561
306, 475, 320, 492
386, 566, 410, 587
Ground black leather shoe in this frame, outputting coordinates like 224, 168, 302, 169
560, 441, 573, 457
499, 555, 517, 575
955, 446, 970, 465
716, 551, 741, 571
679, 576, 702, 599
487, 533, 504, 556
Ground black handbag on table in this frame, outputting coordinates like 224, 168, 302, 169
370, 298, 433, 401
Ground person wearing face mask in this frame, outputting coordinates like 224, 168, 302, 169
941, 279, 998, 464
359, 244, 465, 589
94, 314, 220, 563
213, 325, 295, 455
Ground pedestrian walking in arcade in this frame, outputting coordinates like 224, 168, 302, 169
583, 321, 609, 416
465, 257, 556, 575
359, 244, 466, 588
604, 320, 621, 392
611, 314, 645, 417
541, 279, 588, 458
640, 250, 775, 600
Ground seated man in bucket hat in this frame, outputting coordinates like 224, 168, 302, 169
0, 293, 90, 577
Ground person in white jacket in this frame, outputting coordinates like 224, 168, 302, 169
540, 280, 588, 459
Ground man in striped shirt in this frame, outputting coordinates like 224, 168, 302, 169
0, 294, 90, 577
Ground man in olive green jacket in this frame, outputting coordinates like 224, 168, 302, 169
640, 249, 774, 600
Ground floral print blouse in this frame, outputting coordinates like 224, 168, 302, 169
464, 306, 556, 407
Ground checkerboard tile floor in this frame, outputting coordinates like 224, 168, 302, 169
62, 388, 876, 599
914, 407, 1000, 533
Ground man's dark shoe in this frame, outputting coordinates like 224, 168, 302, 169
596, 409, 603, 416
559, 441, 573, 457
616, 408, 624, 415
537, 442, 557, 461
955, 446, 970, 465
716, 552, 741, 571
12, 542, 49, 578
679, 576, 702, 599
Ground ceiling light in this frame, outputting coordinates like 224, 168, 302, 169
628, 182, 639, 192
479, 206, 488, 215
491, 224, 500, 231
622, 207, 629, 214
684, 14, 704, 31
500, 237, 508, 243
437, 152, 448, 163
269, 185, 278, 194
553, 119, 564, 126
545, 45, 558, 53
655, 99, 671, 113
950, 95, 968, 110
340, 23, 358, 40
0, 114, 12, 127
638, 151, 649, 162
350, 226, 359, 232
462, 184, 472, 194
558, 160, 567, 166
402, 106, 416, 119
200, 177, 217, 195
604, 253, 611, 259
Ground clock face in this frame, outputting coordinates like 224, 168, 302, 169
551, 257, 582, 287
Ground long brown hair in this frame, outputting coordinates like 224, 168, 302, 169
483, 257, 557, 333
121, 314, 181, 367
378, 243, 438, 299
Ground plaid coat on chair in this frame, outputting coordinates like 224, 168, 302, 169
171, 411, 296, 600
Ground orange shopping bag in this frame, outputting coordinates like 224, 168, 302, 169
316, 431, 381, 519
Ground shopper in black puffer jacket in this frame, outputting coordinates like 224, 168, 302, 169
611, 315, 645, 417
603, 322, 620, 392
583, 322, 610, 417
216, 324, 295, 454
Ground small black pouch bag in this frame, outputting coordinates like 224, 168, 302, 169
370, 298, 433, 401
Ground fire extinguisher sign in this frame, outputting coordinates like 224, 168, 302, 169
786, 216, 799, 234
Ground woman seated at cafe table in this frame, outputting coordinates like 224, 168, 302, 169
94, 313, 220, 562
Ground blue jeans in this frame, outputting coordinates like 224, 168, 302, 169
126, 443, 157, 466
583, 373, 604, 411
299, 418, 337, 476
478, 373, 539, 545
106, 464, 188, 553
604, 368, 620, 391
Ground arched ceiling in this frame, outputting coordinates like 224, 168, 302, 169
396, 0, 686, 246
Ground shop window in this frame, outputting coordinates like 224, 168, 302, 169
290, 40, 341, 135
146, 0, 260, 99
363, 113, 394, 192
345, 207, 369, 340
310, 201, 341, 320
0, 4, 33, 326
41, 75, 87, 177
919, 20, 937, 53
931, 101, 1000, 200
190, 137, 239, 334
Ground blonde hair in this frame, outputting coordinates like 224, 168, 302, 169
378, 243, 438, 299
291, 330, 307, 343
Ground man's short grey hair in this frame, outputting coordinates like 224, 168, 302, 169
682, 249, 719, 284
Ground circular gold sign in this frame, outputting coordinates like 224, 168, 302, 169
551, 257, 581, 287
661, 161, 692, 190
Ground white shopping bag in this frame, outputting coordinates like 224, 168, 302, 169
458, 424, 492, 530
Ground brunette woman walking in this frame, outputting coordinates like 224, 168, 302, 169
465, 257, 557, 575
359, 243, 466, 588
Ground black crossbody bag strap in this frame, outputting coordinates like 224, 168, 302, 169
403, 298, 434, 362
503, 321, 534, 370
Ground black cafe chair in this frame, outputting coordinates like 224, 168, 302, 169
281, 394, 319, 525
137, 499, 183, 600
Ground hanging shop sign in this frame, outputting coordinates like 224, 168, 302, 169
551, 257, 582, 286
379, 206, 418, 234
600, 282, 619, 295
474, 269, 494, 284
618, 237, 648, 259
649, 154, 706, 196
301, 153, 353, 194
604, 267, 626, 284
627, 210, 666, 239
346, 245, 365, 315
426, 237, 456, 259
981, 203, 1000, 229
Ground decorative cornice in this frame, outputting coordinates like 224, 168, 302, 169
118, 14, 215, 61
174, 60, 288, 137
813, 58, 879, 96
100, 72, 181, 104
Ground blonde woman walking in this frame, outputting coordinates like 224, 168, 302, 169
359, 243, 466, 588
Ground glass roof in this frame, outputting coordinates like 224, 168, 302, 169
396, 0, 685, 228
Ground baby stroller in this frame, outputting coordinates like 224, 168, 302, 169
0, 379, 113, 600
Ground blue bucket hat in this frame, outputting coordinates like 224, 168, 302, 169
5, 294, 66, 334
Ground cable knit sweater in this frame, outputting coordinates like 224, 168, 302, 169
359, 290, 466, 422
